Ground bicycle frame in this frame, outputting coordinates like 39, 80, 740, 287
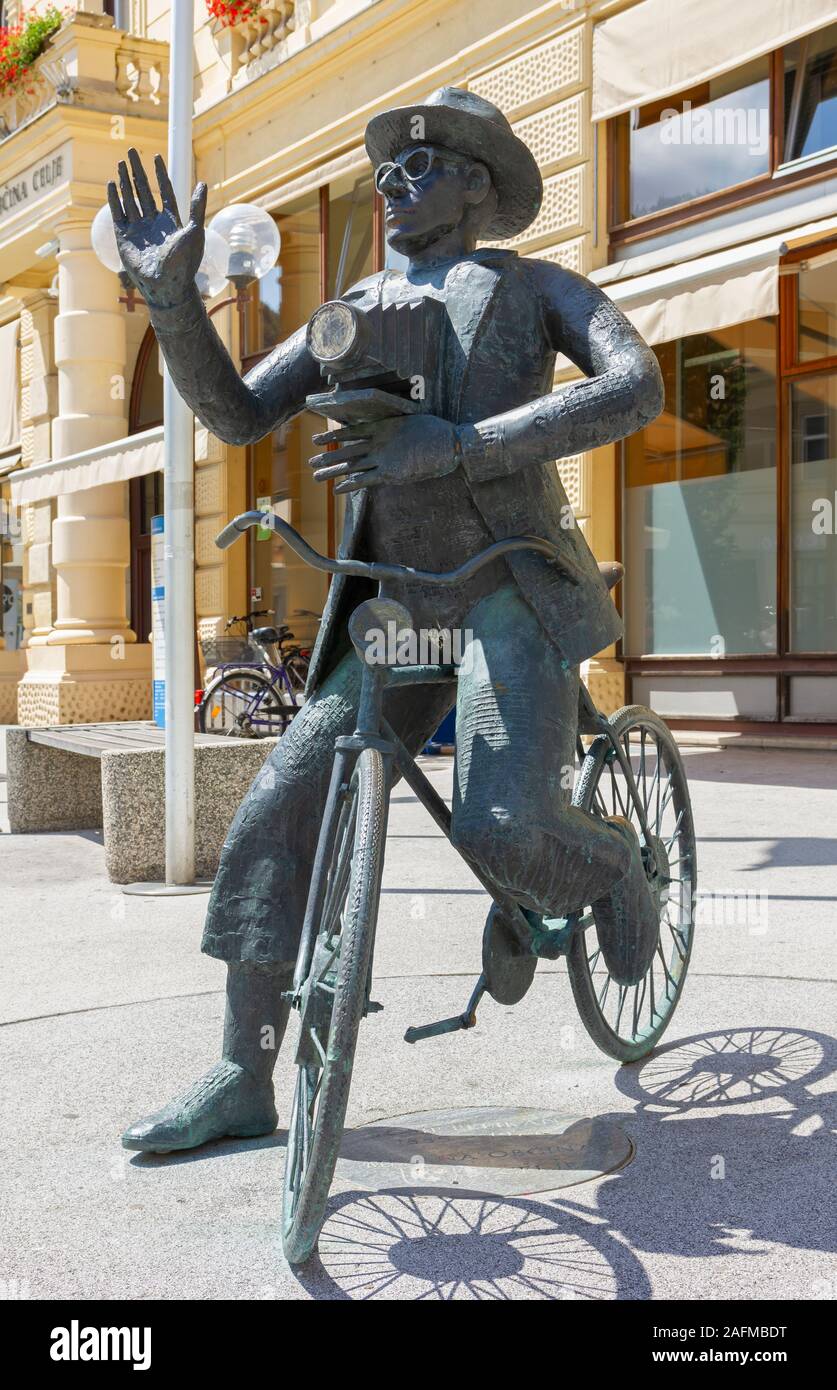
216, 509, 651, 997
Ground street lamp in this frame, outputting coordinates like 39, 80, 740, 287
92, 198, 281, 332
195, 227, 232, 299
91, 172, 281, 891
206, 203, 281, 346
207, 203, 281, 285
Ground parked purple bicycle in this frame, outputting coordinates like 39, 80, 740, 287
196, 608, 312, 738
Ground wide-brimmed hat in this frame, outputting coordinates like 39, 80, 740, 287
365, 86, 543, 240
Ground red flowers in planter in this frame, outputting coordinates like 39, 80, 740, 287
0, 6, 65, 101
206, 1, 269, 27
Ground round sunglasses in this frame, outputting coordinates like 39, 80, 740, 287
374, 145, 462, 193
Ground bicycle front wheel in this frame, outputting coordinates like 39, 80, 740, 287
282, 747, 388, 1265
567, 705, 697, 1063
198, 667, 292, 737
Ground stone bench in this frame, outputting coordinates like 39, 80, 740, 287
5, 722, 277, 884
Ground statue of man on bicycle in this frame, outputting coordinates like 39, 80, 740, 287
109, 87, 667, 1164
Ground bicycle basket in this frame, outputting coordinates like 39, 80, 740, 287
200, 635, 262, 665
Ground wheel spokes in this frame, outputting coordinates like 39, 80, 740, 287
575, 719, 696, 1046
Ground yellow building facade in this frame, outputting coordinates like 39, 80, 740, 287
1, 0, 617, 726
4, 0, 837, 731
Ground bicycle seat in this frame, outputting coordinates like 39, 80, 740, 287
598, 561, 624, 591
251, 626, 281, 644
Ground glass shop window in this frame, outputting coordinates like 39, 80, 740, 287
623, 319, 778, 656
788, 249, 837, 654
797, 253, 837, 363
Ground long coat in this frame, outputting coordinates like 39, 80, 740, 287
304, 249, 622, 697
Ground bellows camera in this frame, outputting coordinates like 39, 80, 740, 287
305, 296, 446, 422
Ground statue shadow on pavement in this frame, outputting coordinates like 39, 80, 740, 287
126, 1025, 835, 1298
294, 1025, 836, 1298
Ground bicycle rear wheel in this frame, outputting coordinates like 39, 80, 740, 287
282, 747, 388, 1265
198, 667, 292, 737
567, 705, 697, 1062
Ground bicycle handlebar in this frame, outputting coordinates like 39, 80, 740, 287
216, 510, 571, 588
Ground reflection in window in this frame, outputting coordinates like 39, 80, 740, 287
783, 23, 837, 164
256, 264, 283, 352
614, 59, 770, 221
250, 194, 324, 645
624, 320, 777, 655
790, 375, 837, 652
797, 254, 837, 362
328, 176, 374, 297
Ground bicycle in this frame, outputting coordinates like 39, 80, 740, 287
216, 509, 698, 1265
197, 608, 312, 738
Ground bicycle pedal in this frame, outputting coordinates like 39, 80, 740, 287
404, 976, 485, 1043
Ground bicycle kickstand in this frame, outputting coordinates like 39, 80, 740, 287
403, 975, 487, 1044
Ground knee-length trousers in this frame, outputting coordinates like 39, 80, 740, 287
202, 583, 631, 966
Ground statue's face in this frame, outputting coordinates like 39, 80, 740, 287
376, 143, 485, 254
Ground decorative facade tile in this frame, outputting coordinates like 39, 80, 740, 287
470, 24, 585, 117
529, 235, 589, 275
501, 165, 585, 249
196, 565, 223, 616
512, 92, 587, 174
194, 425, 224, 463
195, 516, 222, 566
194, 461, 224, 516
557, 453, 584, 514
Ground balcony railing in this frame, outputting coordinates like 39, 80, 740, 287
0, 14, 168, 144
232, 0, 297, 79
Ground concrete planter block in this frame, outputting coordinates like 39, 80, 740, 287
6, 728, 103, 834
101, 739, 278, 884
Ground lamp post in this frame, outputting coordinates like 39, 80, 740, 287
159, 0, 198, 888
92, 50, 280, 892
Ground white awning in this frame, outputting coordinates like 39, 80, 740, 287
592, 234, 786, 345
593, 0, 837, 121
10, 426, 163, 505
0, 450, 21, 479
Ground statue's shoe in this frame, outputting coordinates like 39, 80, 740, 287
591, 816, 659, 987
121, 1060, 278, 1154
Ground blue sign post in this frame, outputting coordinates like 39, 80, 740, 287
151, 514, 165, 729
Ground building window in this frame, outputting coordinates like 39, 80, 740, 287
0, 483, 23, 652
783, 23, 837, 166
623, 319, 778, 658
242, 180, 380, 643
610, 22, 837, 240
785, 252, 837, 655
327, 175, 375, 297
128, 326, 164, 642
612, 59, 771, 223
247, 193, 324, 645
623, 242, 837, 724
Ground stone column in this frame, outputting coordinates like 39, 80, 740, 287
19, 290, 58, 646
17, 216, 151, 725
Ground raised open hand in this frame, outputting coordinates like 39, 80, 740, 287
107, 148, 207, 310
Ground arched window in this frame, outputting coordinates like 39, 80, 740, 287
128, 325, 163, 641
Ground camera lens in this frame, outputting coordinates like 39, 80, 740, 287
307, 300, 370, 367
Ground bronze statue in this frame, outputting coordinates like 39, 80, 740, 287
108, 88, 664, 1155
